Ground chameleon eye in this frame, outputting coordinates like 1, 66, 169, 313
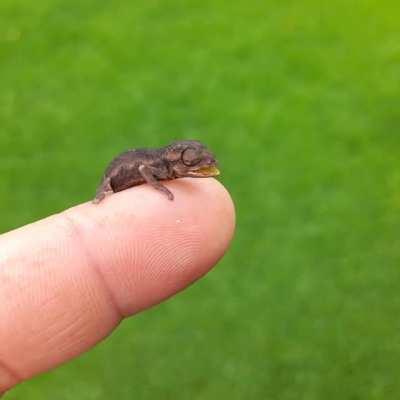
182, 148, 201, 166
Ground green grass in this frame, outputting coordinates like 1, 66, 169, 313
1, 0, 400, 398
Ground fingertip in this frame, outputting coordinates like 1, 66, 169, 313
69, 177, 236, 315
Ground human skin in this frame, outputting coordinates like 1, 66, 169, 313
0, 178, 235, 394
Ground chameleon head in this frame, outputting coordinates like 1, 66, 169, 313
163, 140, 220, 178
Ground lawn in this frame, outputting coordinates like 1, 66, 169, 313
1, 0, 400, 398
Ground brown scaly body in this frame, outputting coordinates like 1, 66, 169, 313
93, 140, 219, 203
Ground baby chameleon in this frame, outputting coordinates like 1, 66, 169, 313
93, 140, 219, 203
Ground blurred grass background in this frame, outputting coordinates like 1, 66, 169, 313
1, 0, 400, 398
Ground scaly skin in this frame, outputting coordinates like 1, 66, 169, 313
93, 140, 219, 203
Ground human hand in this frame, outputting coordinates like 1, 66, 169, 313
0, 178, 235, 395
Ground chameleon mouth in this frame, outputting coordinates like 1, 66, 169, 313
189, 165, 220, 177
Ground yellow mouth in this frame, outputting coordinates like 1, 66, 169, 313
192, 165, 220, 177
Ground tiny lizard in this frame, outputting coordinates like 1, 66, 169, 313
93, 140, 219, 203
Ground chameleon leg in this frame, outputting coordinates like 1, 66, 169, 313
138, 164, 174, 201
93, 177, 113, 204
